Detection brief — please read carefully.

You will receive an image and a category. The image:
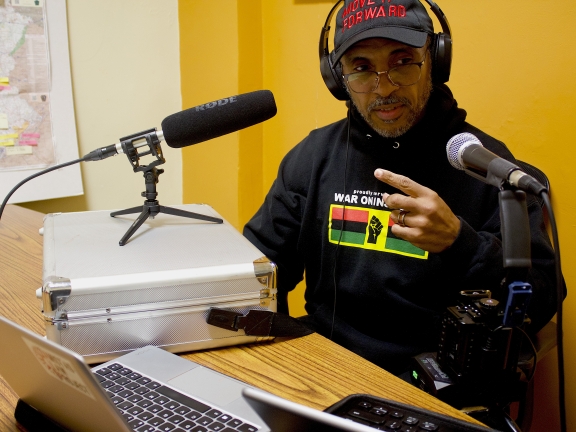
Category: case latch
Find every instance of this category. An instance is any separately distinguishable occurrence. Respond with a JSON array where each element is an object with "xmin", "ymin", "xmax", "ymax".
[{"xmin": 42, "ymin": 276, "xmax": 71, "ymax": 313}]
